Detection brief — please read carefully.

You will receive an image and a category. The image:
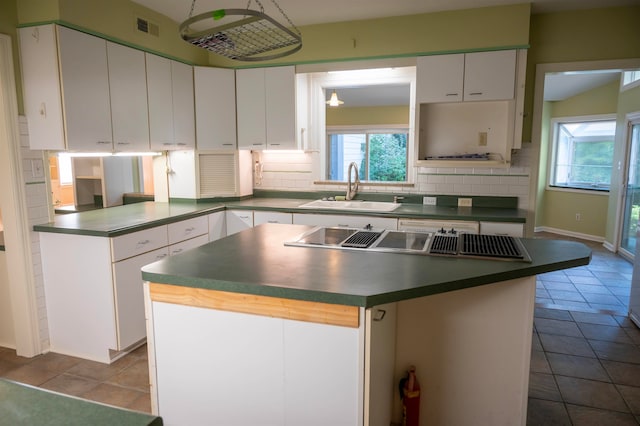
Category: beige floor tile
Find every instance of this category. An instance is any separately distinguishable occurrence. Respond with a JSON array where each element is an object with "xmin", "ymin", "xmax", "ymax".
[
  {"xmin": 106, "ymin": 359, "xmax": 150, "ymax": 392},
  {"xmin": 127, "ymin": 392, "xmax": 153, "ymax": 414},
  {"xmin": 65, "ymin": 355, "xmax": 138, "ymax": 382},
  {"xmin": 3, "ymin": 363, "xmax": 61, "ymax": 386},
  {"xmin": 80, "ymin": 383, "xmax": 147, "ymax": 410},
  {"xmin": 40, "ymin": 373, "xmax": 100, "ymax": 397},
  {"xmin": 29, "ymin": 352, "xmax": 82, "ymax": 373}
]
